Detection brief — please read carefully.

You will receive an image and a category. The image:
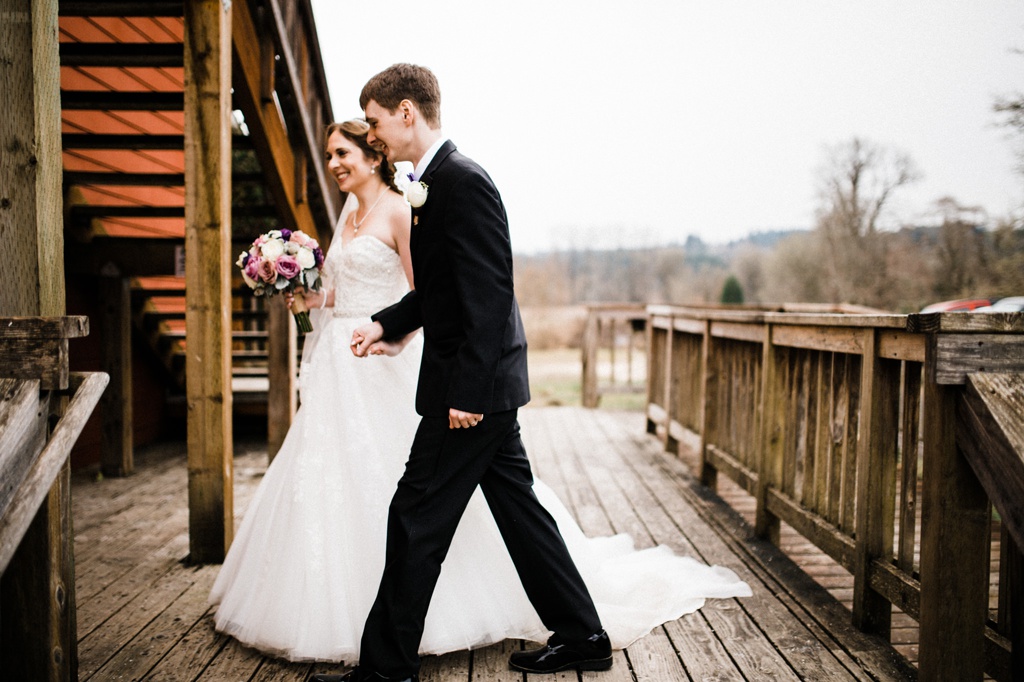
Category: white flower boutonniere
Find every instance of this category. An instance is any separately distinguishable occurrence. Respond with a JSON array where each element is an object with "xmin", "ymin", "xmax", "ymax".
[{"xmin": 405, "ymin": 179, "xmax": 429, "ymax": 208}]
